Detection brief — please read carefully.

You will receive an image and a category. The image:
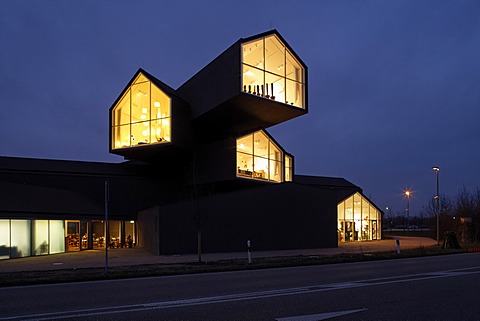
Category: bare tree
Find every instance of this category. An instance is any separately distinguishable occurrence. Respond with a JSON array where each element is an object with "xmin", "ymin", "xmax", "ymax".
[
  {"xmin": 183, "ymin": 152, "xmax": 212, "ymax": 263},
  {"xmin": 472, "ymin": 188, "xmax": 480, "ymax": 243},
  {"xmin": 423, "ymin": 186, "xmax": 480, "ymax": 244},
  {"xmin": 423, "ymin": 194, "xmax": 455, "ymax": 240}
]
